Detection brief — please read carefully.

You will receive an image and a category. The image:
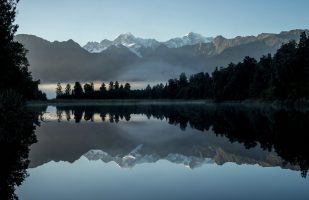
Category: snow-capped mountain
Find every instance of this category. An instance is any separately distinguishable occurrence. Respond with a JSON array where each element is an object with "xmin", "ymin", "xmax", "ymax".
[
  {"xmin": 83, "ymin": 33, "xmax": 160, "ymax": 57},
  {"xmin": 84, "ymin": 145, "xmax": 213, "ymax": 169},
  {"xmin": 82, "ymin": 143, "xmax": 286, "ymax": 169},
  {"xmin": 83, "ymin": 32, "xmax": 213, "ymax": 56},
  {"xmin": 83, "ymin": 39, "xmax": 113, "ymax": 53},
  {"xmin": 114, "ymin": 33, "xmax": 160, "ymax": 49},
  {"xmin": 164, "ymin": 32, "xmax": 213, "ymax": 48}
]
